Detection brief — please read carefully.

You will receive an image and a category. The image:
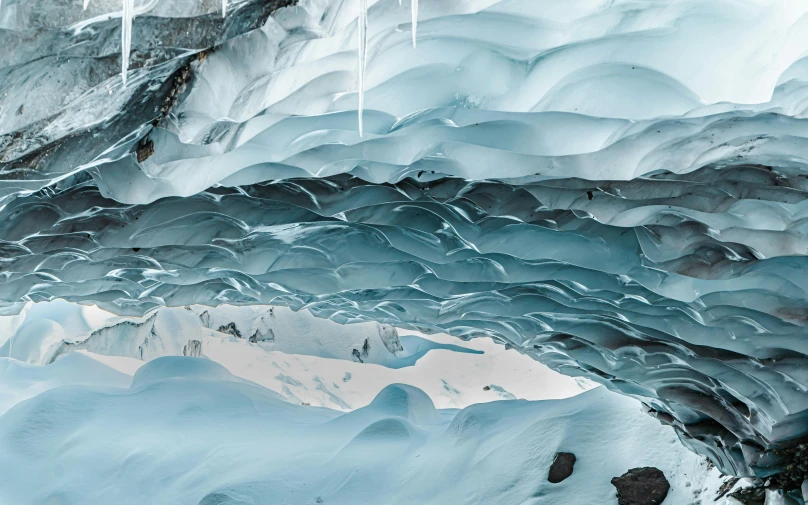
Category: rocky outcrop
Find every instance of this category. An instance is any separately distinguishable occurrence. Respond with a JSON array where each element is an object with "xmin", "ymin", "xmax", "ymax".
[
  {"xmin": 611, "ymin": 468, "xmax": 670, "ymax": 505},
  {"xmin": 48, "ymin": 314, "xmax": 157, "ymax": 363},
  {"xmin": 183, "ymin": 340, "xmax": 203, "ymax": 357},
  {"xmin": 547, "ymin": 452, "xmax": 576, "ymax": 484},
  {"xmin": 217, "ymin": 323, "xmax": 242, "ymax": 339},
  {"xmin": 249, "ymin": 327, "xmax": 275, "ymax": 343},
  {"xmin": 728, "ymin": 486, "xmax": 765, "ymax": 505}
]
